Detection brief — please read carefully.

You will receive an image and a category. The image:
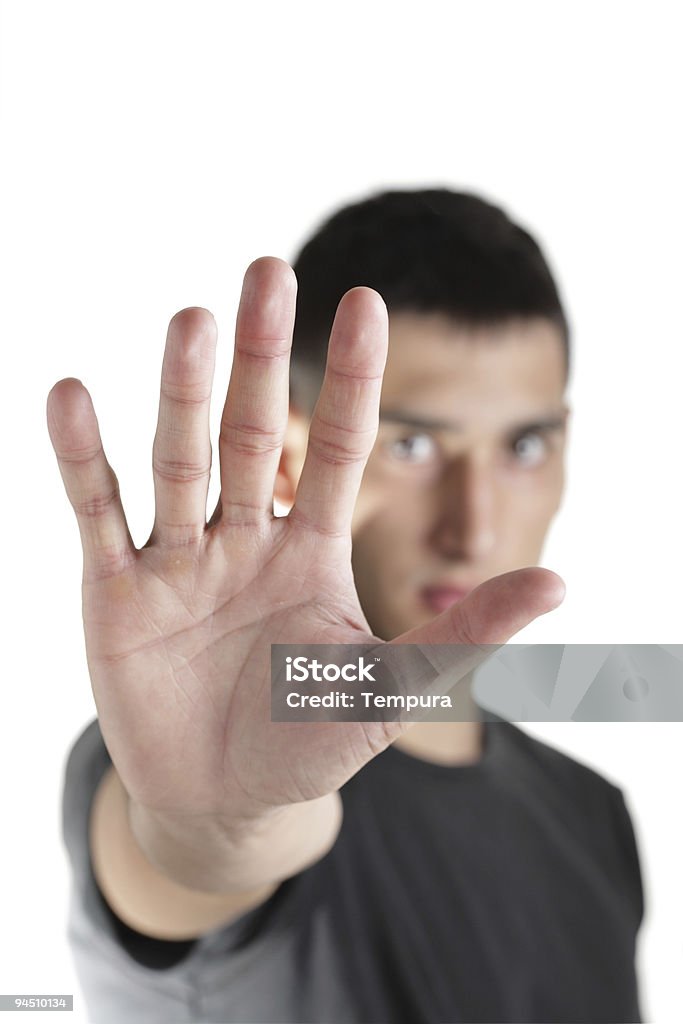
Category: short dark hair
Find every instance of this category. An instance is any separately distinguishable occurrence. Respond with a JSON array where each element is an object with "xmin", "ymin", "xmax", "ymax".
[{"xmin": 290, "ymin": 187, "xmax": 570, "ymax": 411}]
